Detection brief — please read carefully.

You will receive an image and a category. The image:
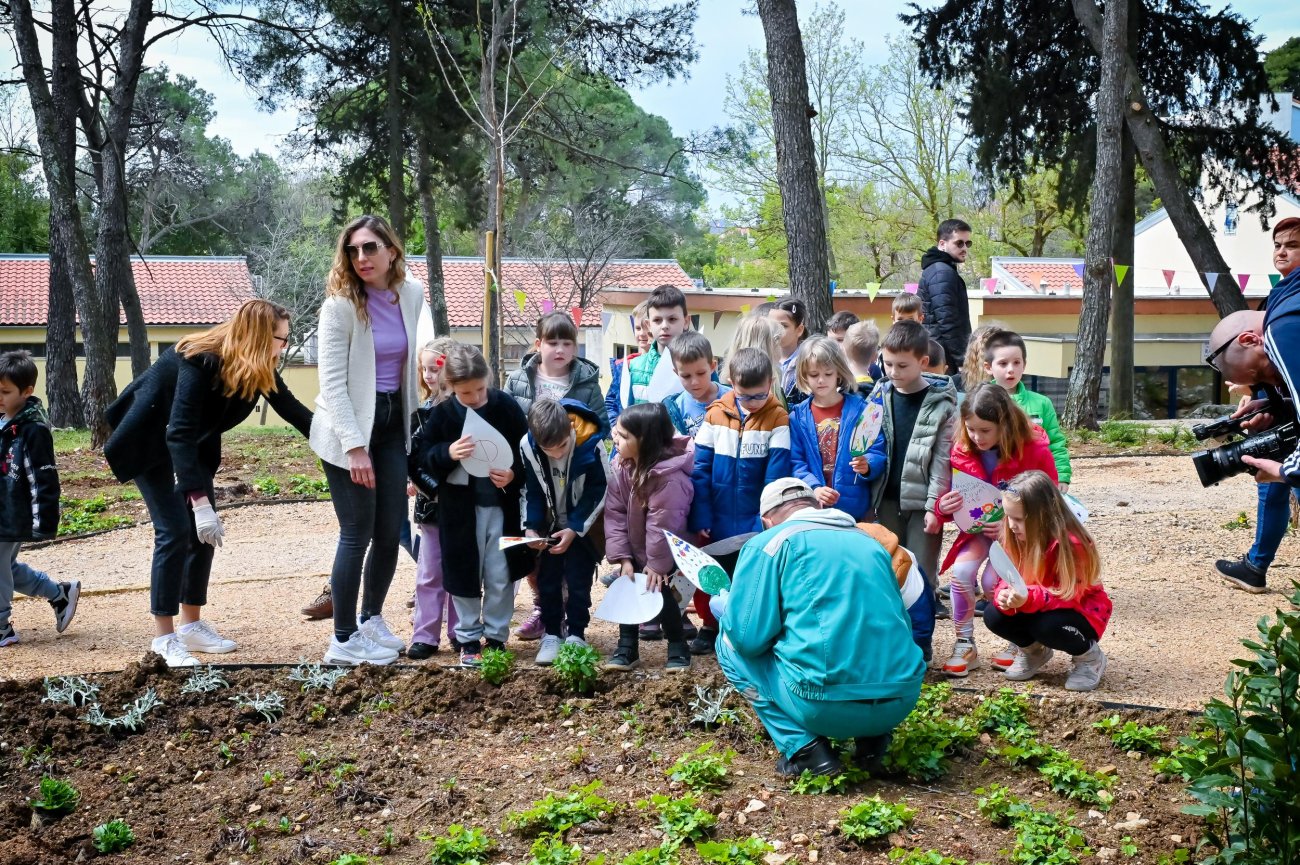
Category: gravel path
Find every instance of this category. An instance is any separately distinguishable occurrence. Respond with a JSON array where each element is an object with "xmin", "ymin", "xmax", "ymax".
[{"xmin": 4, "ymin": 455, "xmax": 1296, "ymax": 708}]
